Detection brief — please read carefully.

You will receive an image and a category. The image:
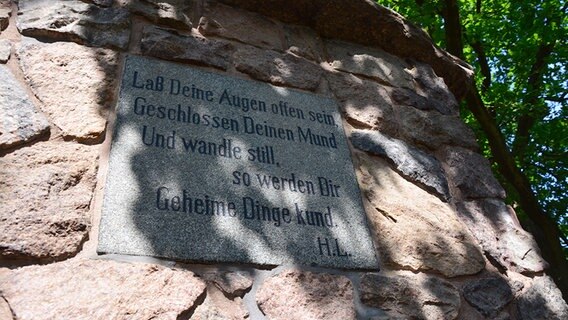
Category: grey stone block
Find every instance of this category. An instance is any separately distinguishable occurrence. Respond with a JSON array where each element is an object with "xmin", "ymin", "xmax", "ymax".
[
  {"xmin": 98, "ymin": 55, "xmax": 378, "ymax": 270},
  {"xmin": 0, "ymin": 64, "xmax": 49, "ymax": 149},
  {"xmin": 350, "ymin": 129, "xmax": 450, "ymax": 201},
  {"xmin": 463, "ymin": 277, "xmax": 513, "ymax": 317}
]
